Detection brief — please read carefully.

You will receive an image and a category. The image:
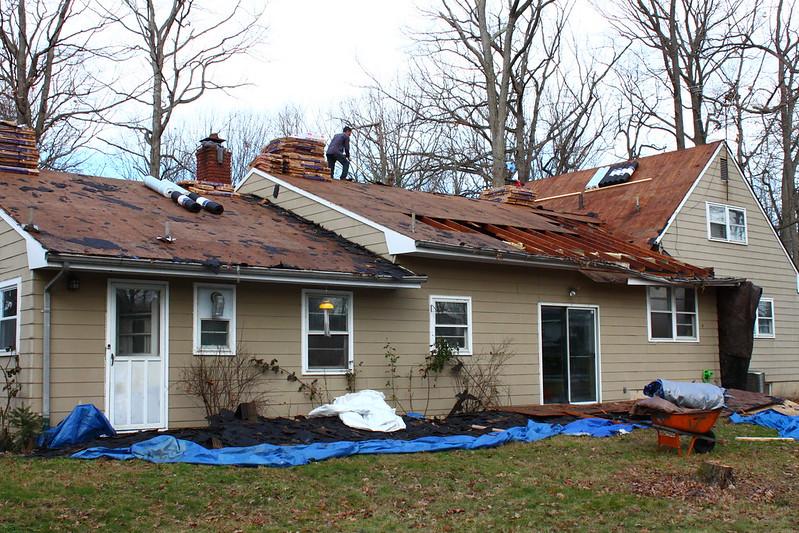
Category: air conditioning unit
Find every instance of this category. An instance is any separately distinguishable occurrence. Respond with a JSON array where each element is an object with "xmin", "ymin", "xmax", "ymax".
[{"xmin": 747, "ymin": 371, "xmax": 766, "ymax": 393}]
